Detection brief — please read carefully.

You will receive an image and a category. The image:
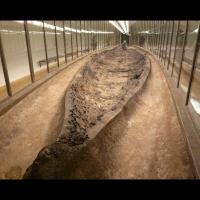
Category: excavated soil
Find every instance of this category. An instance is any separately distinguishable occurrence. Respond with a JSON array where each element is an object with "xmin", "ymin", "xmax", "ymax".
[{"xmin": 23, "ymin": 46, "xmax": 149, "ymax": 179}]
